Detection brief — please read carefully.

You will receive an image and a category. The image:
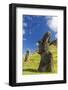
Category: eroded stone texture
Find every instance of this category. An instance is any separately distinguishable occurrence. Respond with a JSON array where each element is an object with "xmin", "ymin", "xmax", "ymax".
[{"xmin": 38, "ymin": 32, "xmax": 53, "ymax": 72}]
